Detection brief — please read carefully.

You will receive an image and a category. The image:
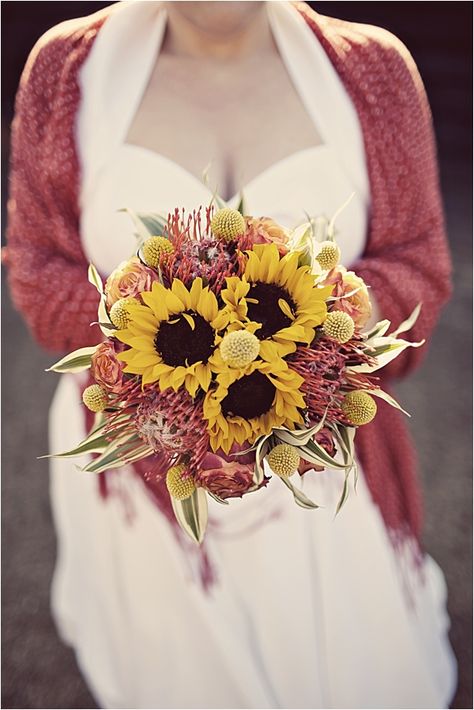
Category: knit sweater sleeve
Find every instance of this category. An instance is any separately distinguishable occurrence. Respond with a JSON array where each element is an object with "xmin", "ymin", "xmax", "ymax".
[
  {"xmin": 4, "ymin": 21, "xmax": 104, "ymax": 354},
  {"xmin": 349, "ymin": 31, "xmax": 453, "ymax": 380}
]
